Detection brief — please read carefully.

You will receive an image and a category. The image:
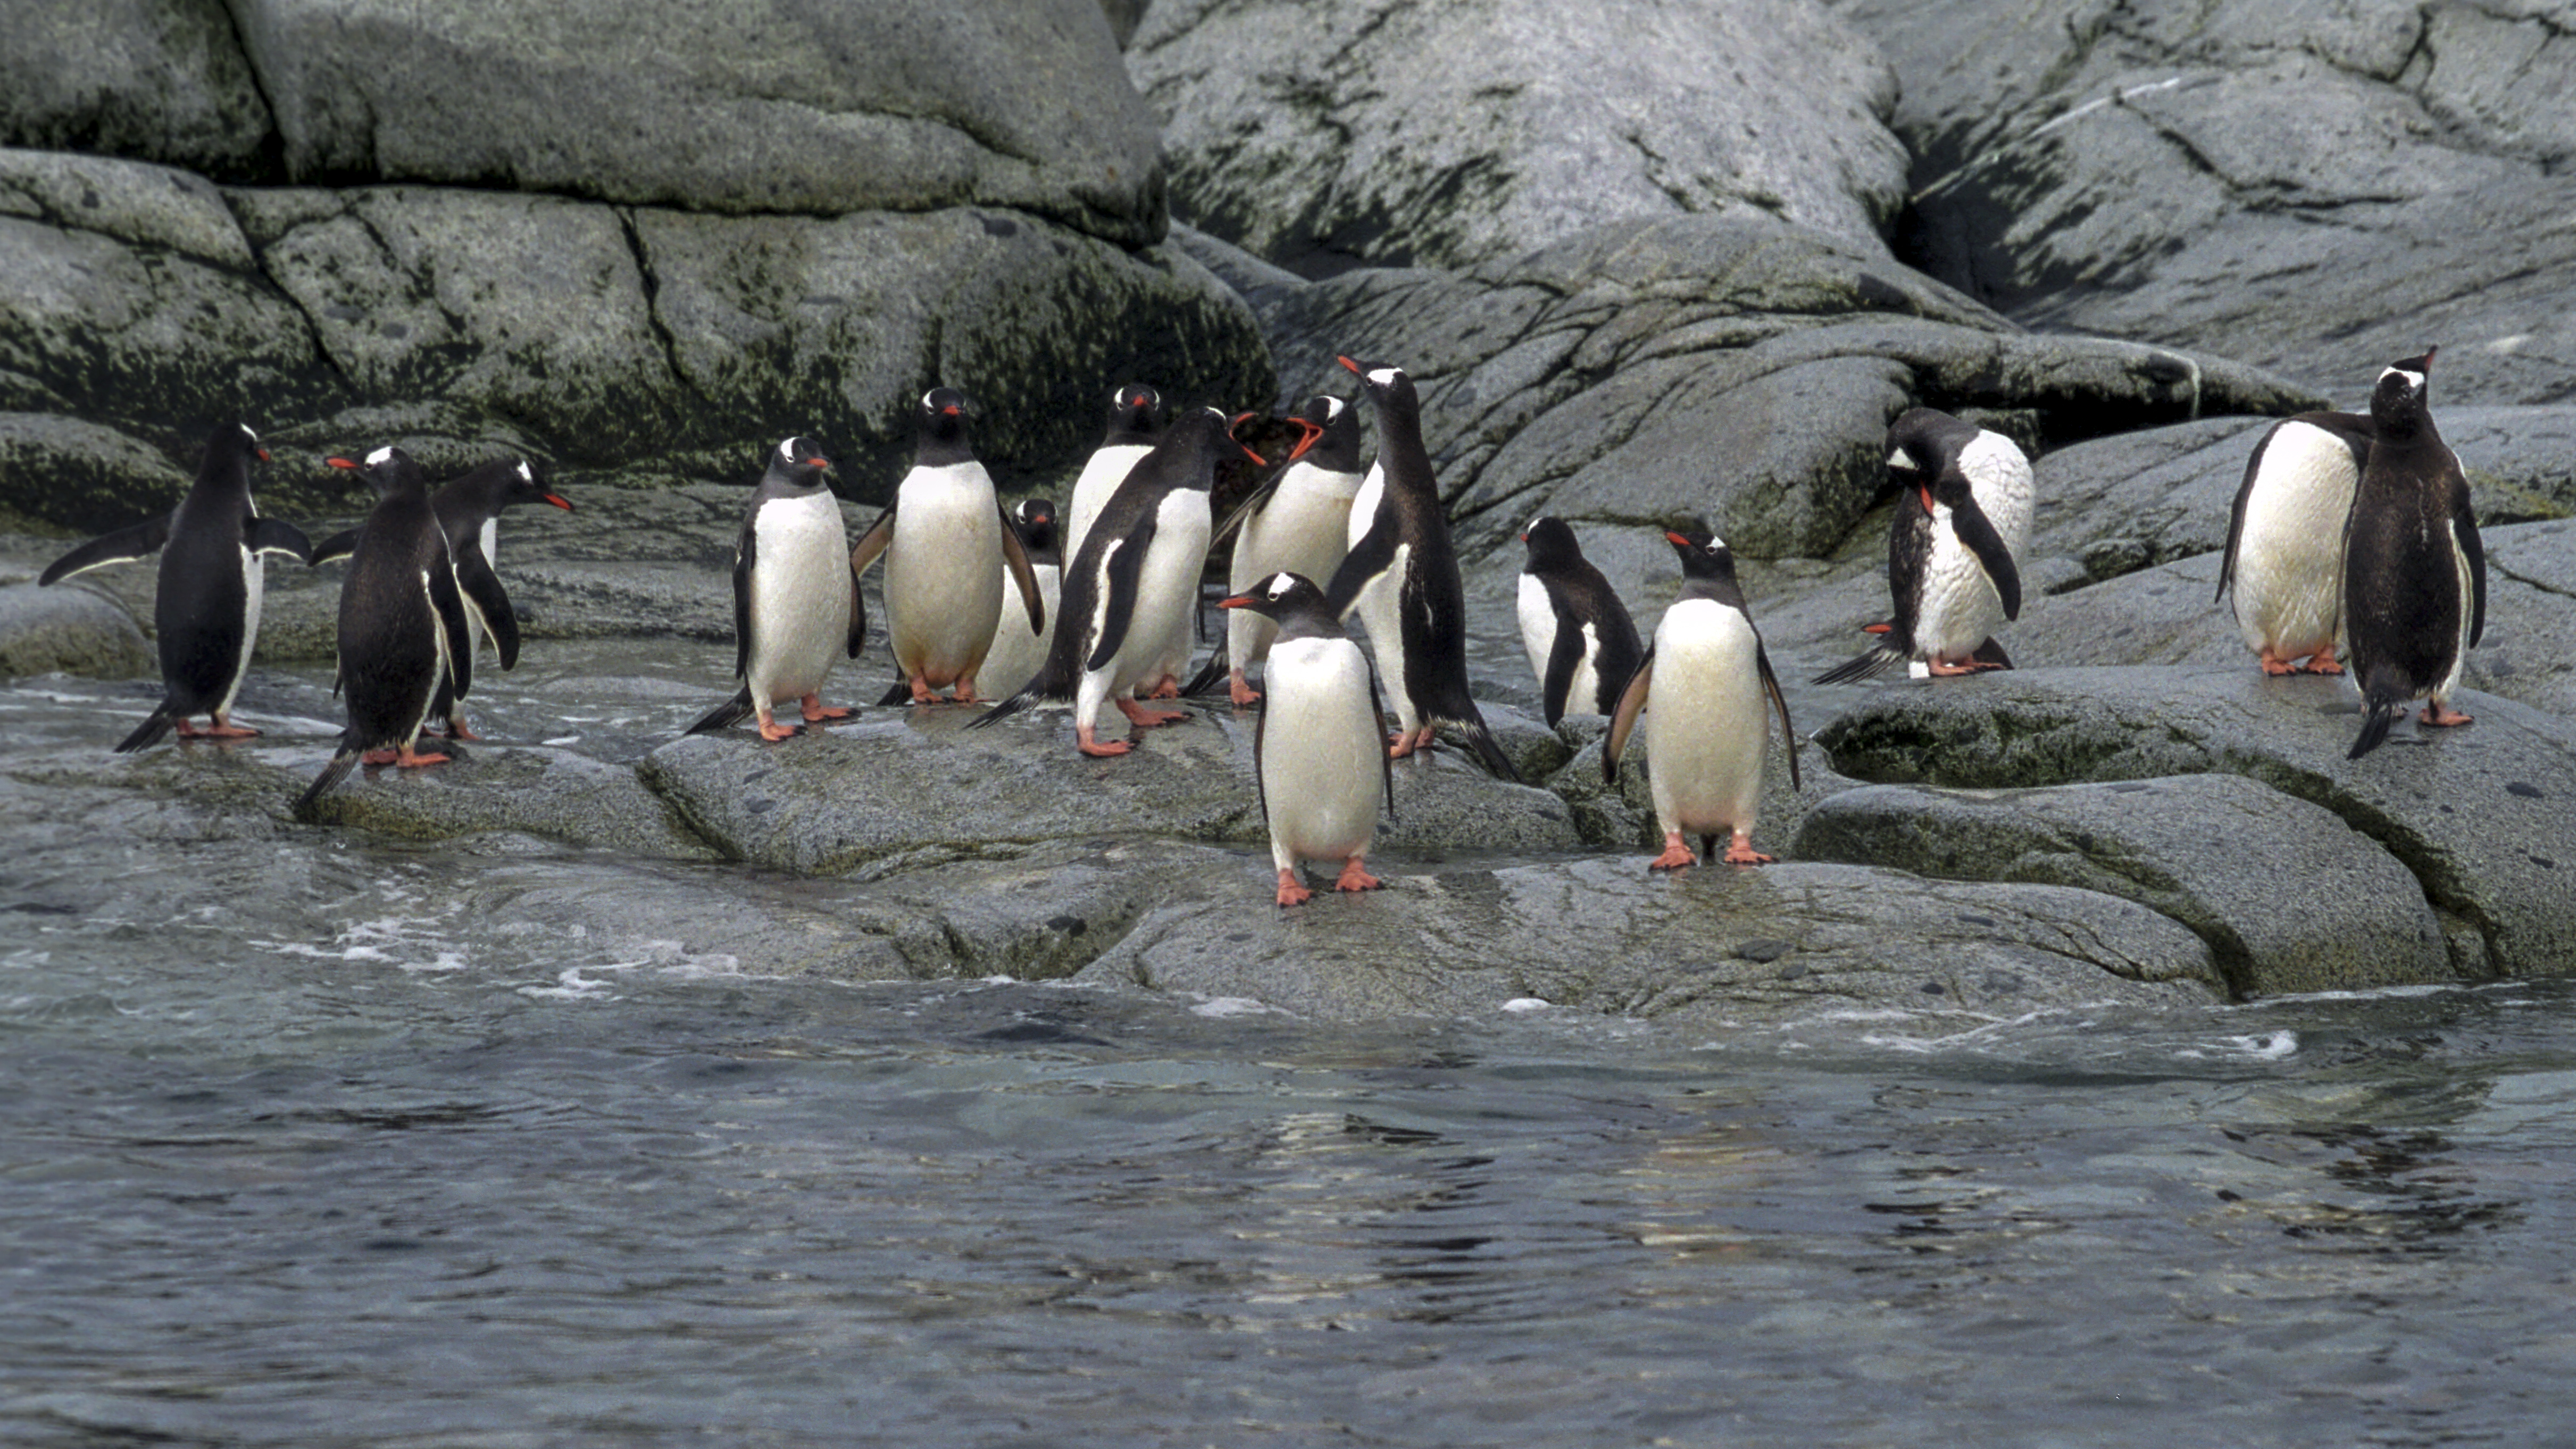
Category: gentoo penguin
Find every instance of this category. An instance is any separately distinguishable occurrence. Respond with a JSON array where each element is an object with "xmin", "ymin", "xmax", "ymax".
[
  {"xmin": 2344, "ymin": 347, "xmax": 2486, "ymax": 760},
  {"xmin": 1319, "ymin": 356, "xmax": 1521, "ymax": 781},
  {"xmin": 295, "ymin": 447, "xmax": 474, "ymax": 816},
  {"xmin": 1516, "ymin": 515, "xmax": 1645, "ymax": 726},
  {"xmin": 683, "ymin": 437, "xmax": 866, "ymax": 741},
  {"xmin": 39, "ymin": 421, "xmax": 311, "ymax": 751},
  {"xmin": 1605, "ymin": 531, "xmax": 1802, "ymax": 869},
  {"xmin": 1814, "ymin": 409, "xmax": 2026, "ymax": 684},
  {"xmin": 312, "ymin": 457, "xmax": 575, "ymax": 737},
  {"xmin": 974, "ymin": 497, "xmax": 1061, "ymax": 699},
  {"xmin": 1220, "ymin": 571, "xmax": 1395, "ymax": 906},
  {"xmin": 972, "ymin": 406, "xmax": 1252, "ymax": 756},
  {"xmin": 1060, "ymin": 384, "xmax": 1164, "ymax": 570},
  {"xmin": 1202, "ymin": 393, "xmax": 1366, "ymax": 707},
  {"xmin": 848, "ymin": 388, "xmax": 1045, "ymax": 705},
  {"xmin": 2217, "ymin": 411, "xmax": 2374, "ymax": 674}
]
